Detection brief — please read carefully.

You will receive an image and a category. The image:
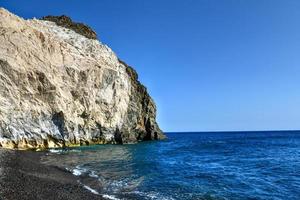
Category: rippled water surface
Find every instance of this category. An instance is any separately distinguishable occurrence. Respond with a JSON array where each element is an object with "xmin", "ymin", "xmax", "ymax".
[{"xmin": 42, "ymin": 131, "xmax": 300, "ymax": 200}]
